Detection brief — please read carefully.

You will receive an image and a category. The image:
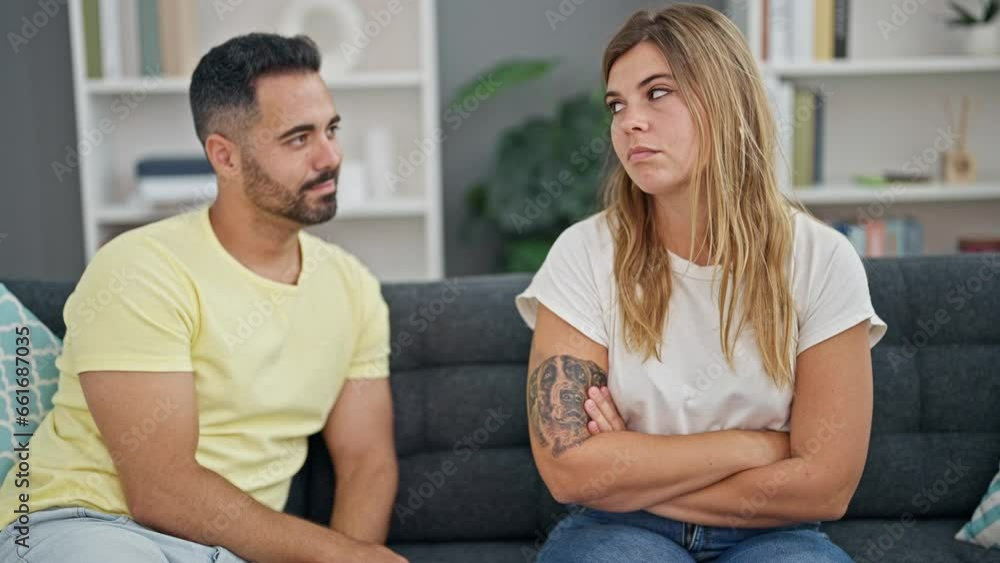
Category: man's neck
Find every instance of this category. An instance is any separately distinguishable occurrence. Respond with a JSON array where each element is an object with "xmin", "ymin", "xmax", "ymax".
[{"xmin": 208, "ymin": 201, "xmax": 303, "ymax": 285}]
